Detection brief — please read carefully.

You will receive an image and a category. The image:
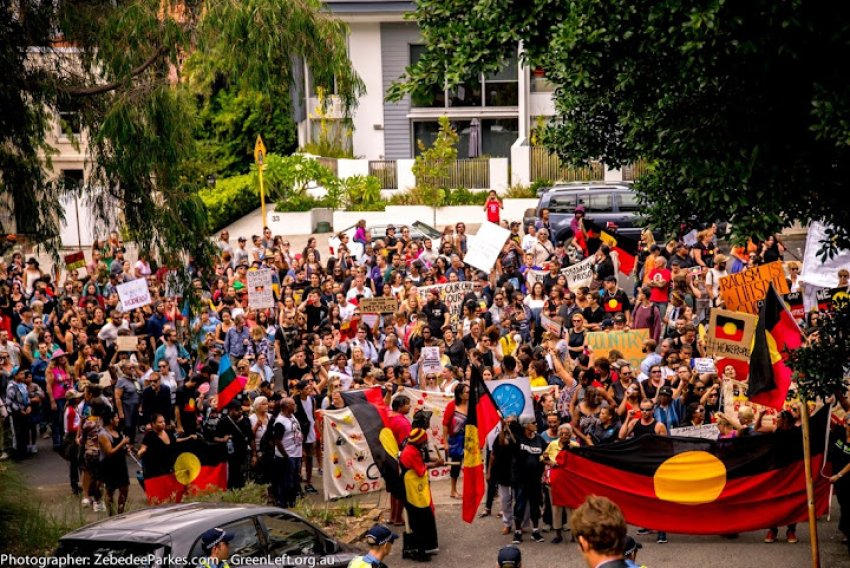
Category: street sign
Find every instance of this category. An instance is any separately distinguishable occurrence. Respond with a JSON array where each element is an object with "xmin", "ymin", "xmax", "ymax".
[{"xmin": 254, "ymin": 135, "xmax": 266, "ymax": 166}]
